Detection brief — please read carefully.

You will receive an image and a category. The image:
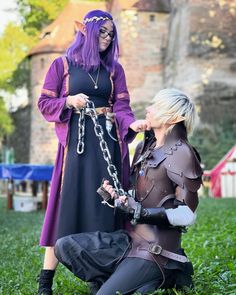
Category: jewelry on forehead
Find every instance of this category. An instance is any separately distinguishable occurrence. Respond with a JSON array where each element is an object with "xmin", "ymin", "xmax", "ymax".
[{"xmin": 83, "ymin": 16, "xmax": 112, "ymax": 24}]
